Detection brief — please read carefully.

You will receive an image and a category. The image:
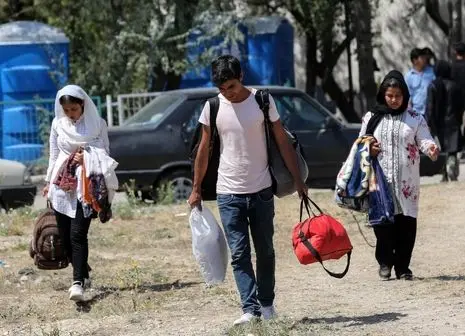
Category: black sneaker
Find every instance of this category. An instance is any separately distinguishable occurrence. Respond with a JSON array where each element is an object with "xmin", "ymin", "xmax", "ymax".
[{"xmin": 379, "ymin": 265, "xmax": 392, "ymax": 280}]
